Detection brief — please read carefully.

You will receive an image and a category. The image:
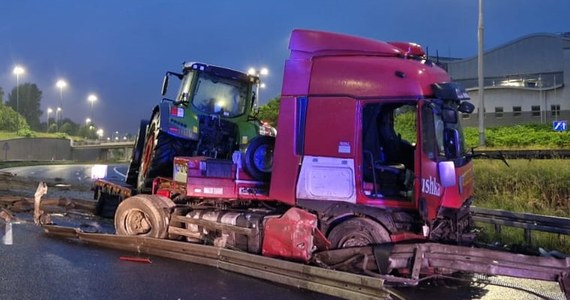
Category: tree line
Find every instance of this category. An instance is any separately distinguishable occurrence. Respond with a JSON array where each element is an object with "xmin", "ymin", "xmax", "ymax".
[{"xmin": 0, "ymin": 84, "xmax": 98, "ymax": 139}]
